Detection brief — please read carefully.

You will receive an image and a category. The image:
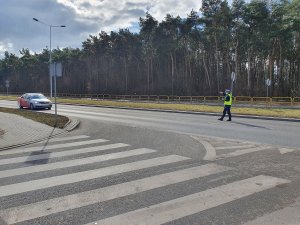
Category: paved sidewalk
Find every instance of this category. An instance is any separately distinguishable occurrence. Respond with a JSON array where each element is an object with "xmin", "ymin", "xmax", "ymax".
[{"xmin": 0, "ymin": 112, "xmax": 79, "ymax": 150}]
